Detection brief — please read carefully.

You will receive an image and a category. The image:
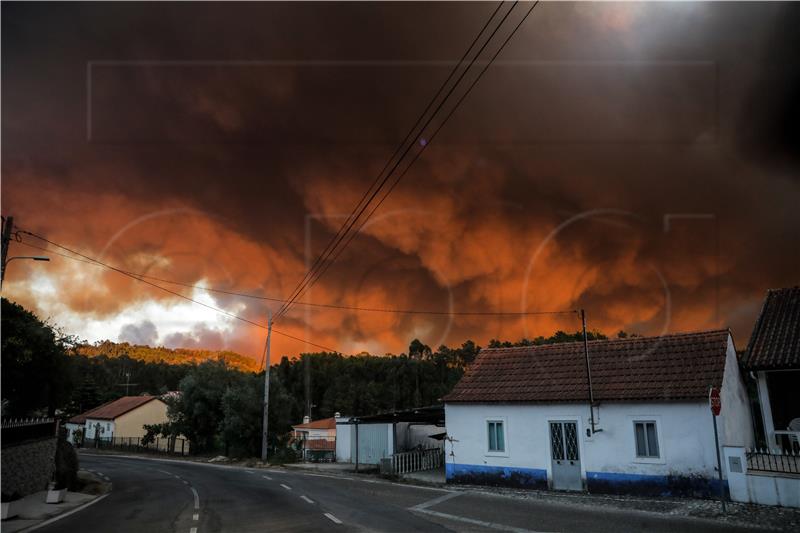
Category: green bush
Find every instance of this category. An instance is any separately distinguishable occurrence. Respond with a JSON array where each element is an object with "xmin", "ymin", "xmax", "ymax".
[{"xmin": 54, "ymin": 438, "xmax": 79, "ymax": 490}]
